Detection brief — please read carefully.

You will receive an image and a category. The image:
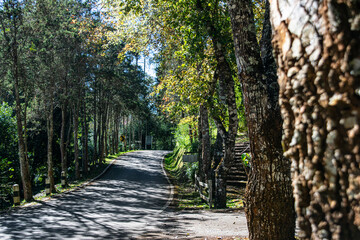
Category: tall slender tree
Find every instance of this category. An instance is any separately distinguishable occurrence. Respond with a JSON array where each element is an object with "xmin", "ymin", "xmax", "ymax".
[{"xmin": 0, "ymin": 0, "xmax": 33, "ymax": 201}]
